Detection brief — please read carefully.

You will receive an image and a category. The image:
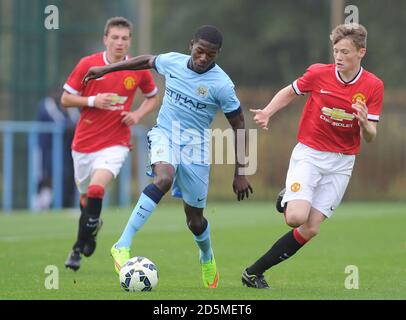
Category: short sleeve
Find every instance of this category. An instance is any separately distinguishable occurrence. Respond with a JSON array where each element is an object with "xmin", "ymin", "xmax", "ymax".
[
  {"xmin": 292, "ymin": 64, "xmax": 320, "ymax": 95},
  {"xmin": 139, "ymin": 70, "xmax": 158, "ymax": 97},
  {"xmin": 218, "ymin": 82, "xmax": 240, "ymax": 114},
  {"xmin": 63, "ymin": 58, "xmax": 90, "ymax": 95},
  {"xmin": 154, "ymin": 52, "xmax": 178, "ymax": 76},
  {"xmin": 367, "ymin": 80, "xmax": 384, "ymax": 122}
]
